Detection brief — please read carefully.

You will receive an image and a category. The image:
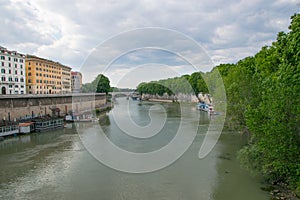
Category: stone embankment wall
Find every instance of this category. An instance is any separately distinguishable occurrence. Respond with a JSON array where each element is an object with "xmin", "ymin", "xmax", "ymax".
[
  {"xmin": 142, "ymin": 93, "xmax": 200, "ymax": 103},
  {"xmin": 0, "ymin": 93, "xmax": 106, "ymax": 121}
]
